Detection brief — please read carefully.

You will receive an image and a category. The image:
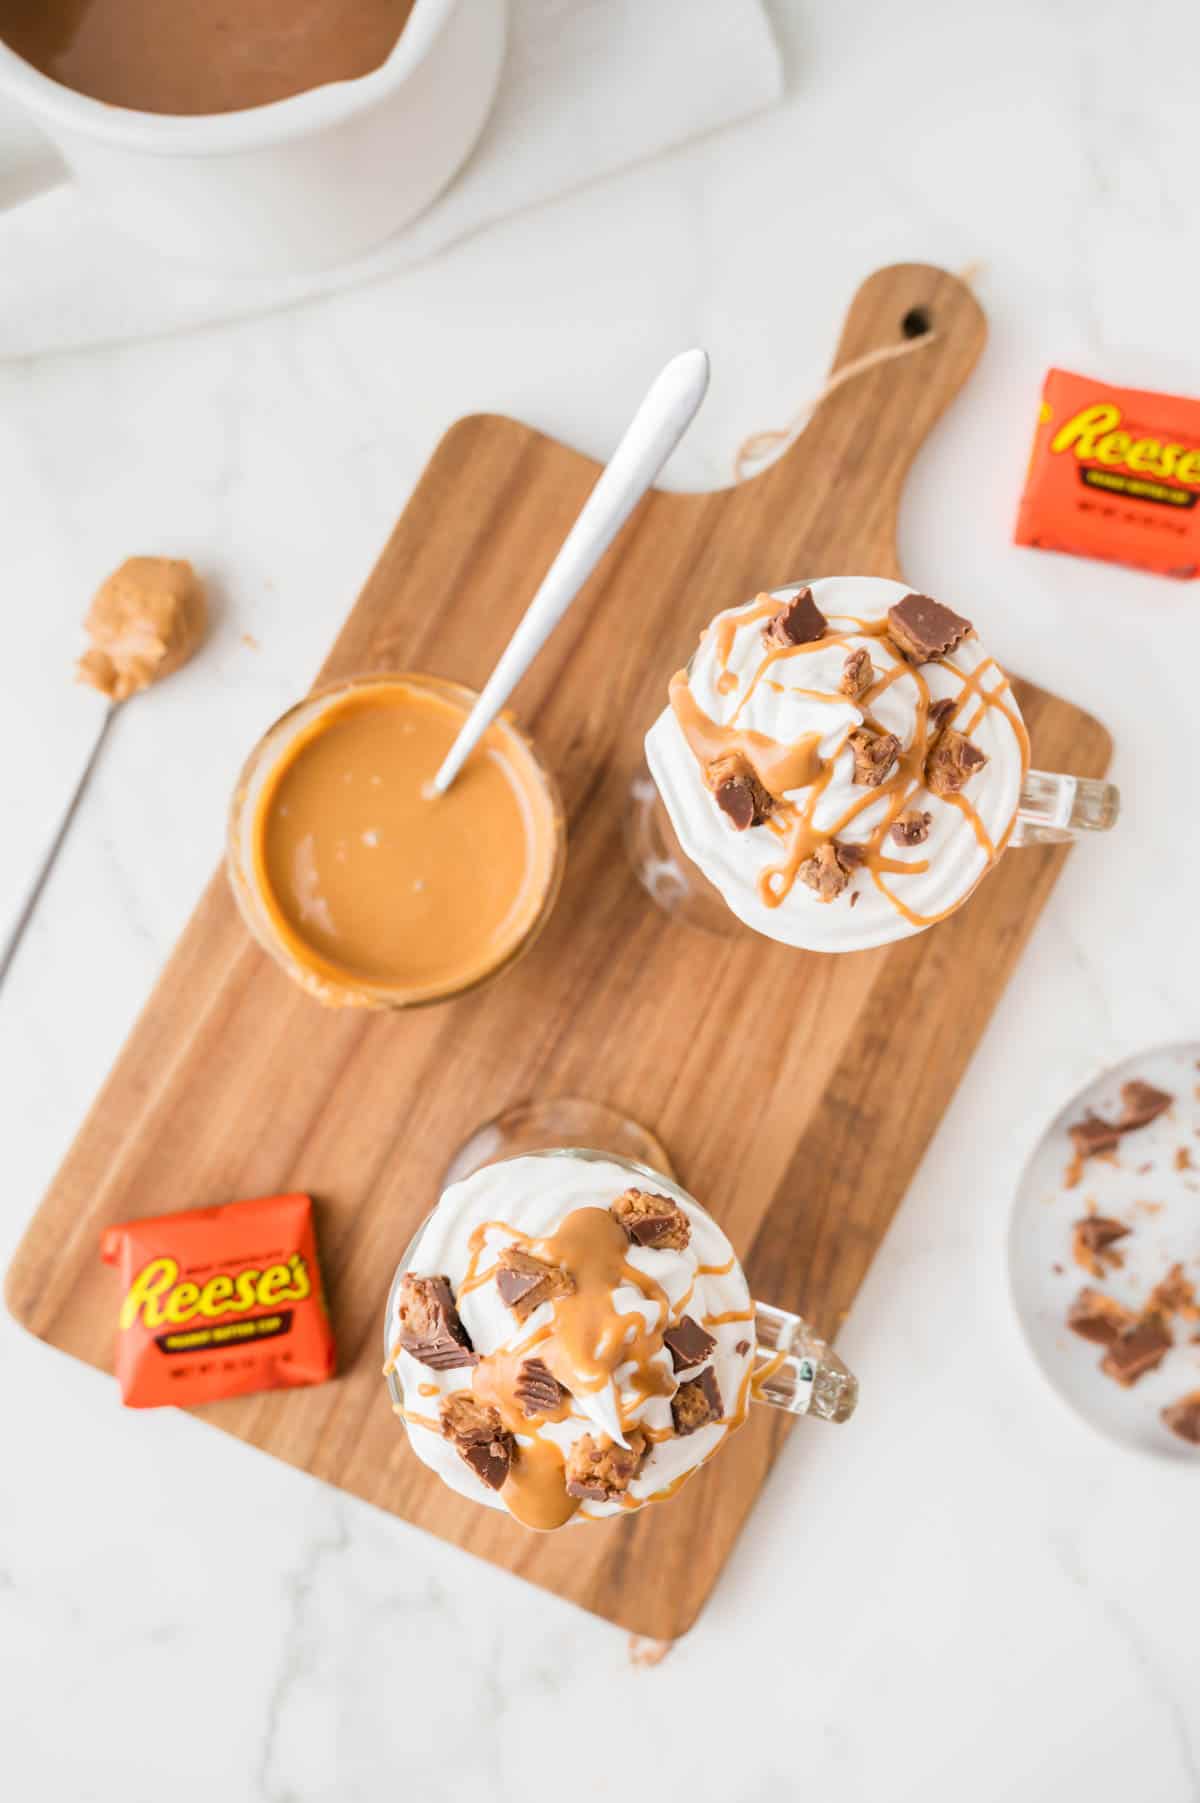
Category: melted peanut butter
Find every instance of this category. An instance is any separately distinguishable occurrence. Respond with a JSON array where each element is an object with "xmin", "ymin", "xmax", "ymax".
[
  {"xmin": 450, "ymin": 1206, "xmax": 739, "ymax": 1532},
  {"xmin": 250, "ymin": 681, "xmax": 560, "ymax": 1003},
  {"xmin": 670, "ymin": 671, "xmax": 823, "ymax": 795},
  {"xmin": 0, "ymin": 0, "xmax": 416, "ymax": 115},
  {"xmin": 677, "ymin": 601, "xmax": 1031, "ymax": 924}
]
